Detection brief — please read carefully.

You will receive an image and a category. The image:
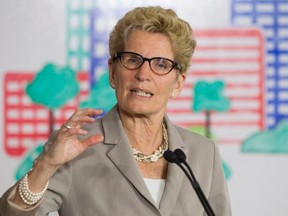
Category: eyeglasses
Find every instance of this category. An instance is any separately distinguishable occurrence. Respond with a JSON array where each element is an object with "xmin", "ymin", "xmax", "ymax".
[{"xmin": 114, "ymin": 51, "xmax": 181, "ymax": 75}]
